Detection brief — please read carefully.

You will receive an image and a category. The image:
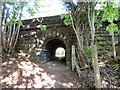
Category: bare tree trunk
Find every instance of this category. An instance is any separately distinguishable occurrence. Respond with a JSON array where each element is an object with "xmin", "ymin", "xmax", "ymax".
[
  {"xmin": 7, "ymin": 26, "xmax": 12, "ymax": 50},
  {"xmin": 74, "ymin": 57, "xmax": 81, "ymax": 78},
  {"xmin": 12, "ymin": 25, "xmax": 20, "ymax": 51},
  {"xmin": 70, "ymin": 3, "xmax": 86, "ymax": 68},
  {"xmin": 71, "ymin": 20, "xmax": 85, "ymax": 67},
  {"xmin": 72, "ymin": 45, "xmax": 81, "ymax": 77},
  {"xmin": 72, "ymin": 45, "xmax": 75, "ymax": 70},
  {"xmin": 2, "ymin": 3, "xmax": 23, "ymax": 54},
  {"xmin": 2, "ymin": 8, "xmax": 8, "ymax": 52},
  {"xmin": 10, "ymin": 8, "xmax": 23, "ymax": 53},
  {"xmin": 0, "ymin": 5, "xmax": 3, "ymax": 86},
  {"xmin": 112, "ymin": 33, "xmax": 116, "ymax": 60},
  {"xmin": 118, "ymin": 20, "xmax": 120, "ymax": 56},
  {"xmin": 88, "ymin": 2, "xmax": 101, "ymax": 88},
  {"xmin": 91, "ymin": 45, "xmax": 101, "ymax": 88},
  {"xmin": 8, "ymin": 22, "xmax": 16, "ymax": 53},
  {"xmin": 118, "ymin": 33, "xmax": 120, "ymax": 56}
]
